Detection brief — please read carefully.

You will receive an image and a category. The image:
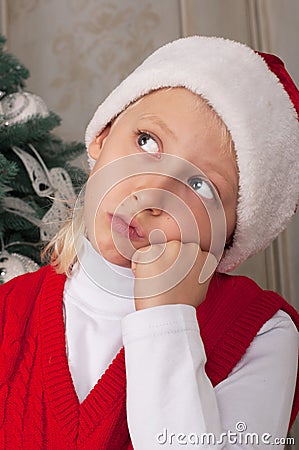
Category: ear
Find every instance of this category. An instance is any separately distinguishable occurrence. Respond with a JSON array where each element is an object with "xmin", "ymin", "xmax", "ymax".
[{"xmin": 87, "ymin": 125, "xmax": 111, "ymax": 160}]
